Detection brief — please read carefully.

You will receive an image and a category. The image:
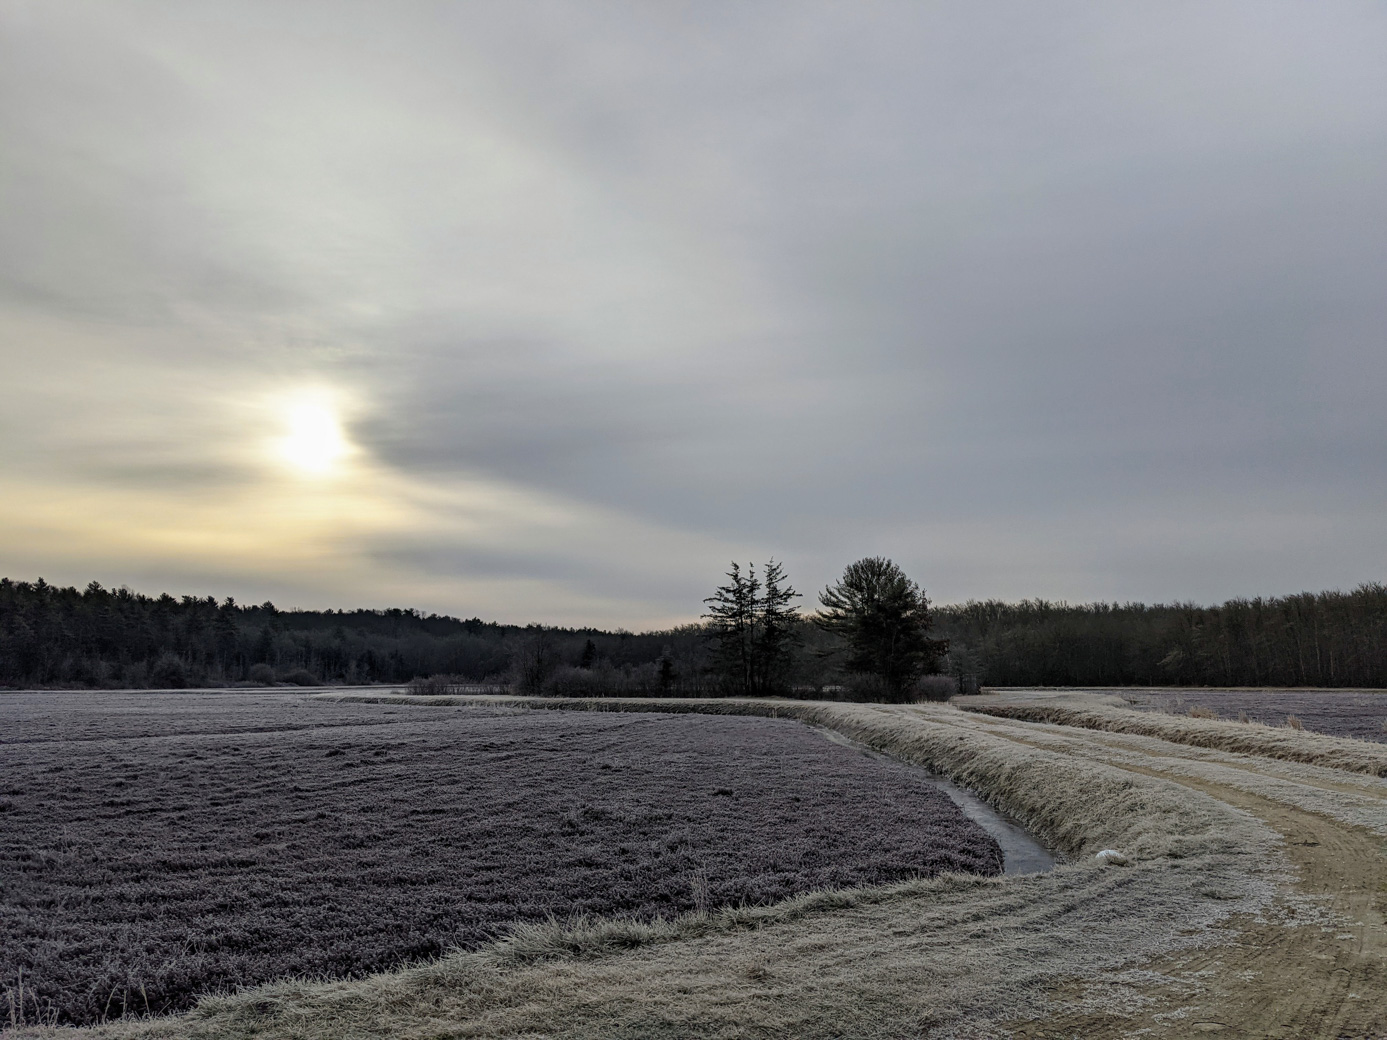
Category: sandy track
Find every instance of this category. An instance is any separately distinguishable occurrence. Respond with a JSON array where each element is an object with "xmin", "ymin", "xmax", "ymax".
[
  {"xmin": 1005, "ymin": 740, "xmax": 1387, "ymax": 1037},
  {"xmin": 952, "ymin": 692, "xmax": 1387, "ymax": 1038}
]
